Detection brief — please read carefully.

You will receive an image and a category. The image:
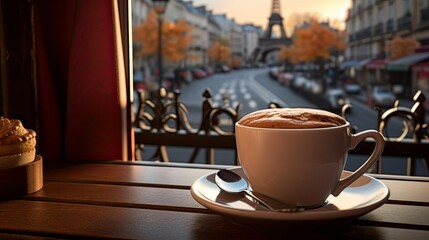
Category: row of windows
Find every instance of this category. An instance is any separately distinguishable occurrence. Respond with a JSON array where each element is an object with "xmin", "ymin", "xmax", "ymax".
[
  {"xmin": 348, "ymin": 0, "xmax": 411, "ymax": 31},
  {"xmin": 348, "ymin": 42, "xmax": 381, "ymax": 60}
]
